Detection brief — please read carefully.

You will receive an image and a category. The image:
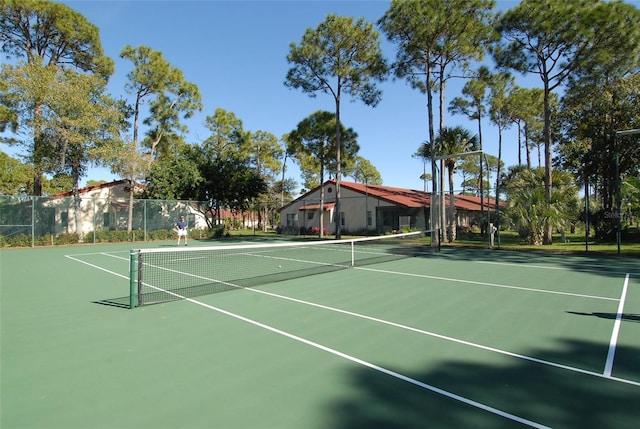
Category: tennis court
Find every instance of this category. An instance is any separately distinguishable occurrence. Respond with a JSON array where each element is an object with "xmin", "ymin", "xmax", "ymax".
[{"xmin": 1, "ymin": 236, "xmax": 639, "ymax": 429}]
